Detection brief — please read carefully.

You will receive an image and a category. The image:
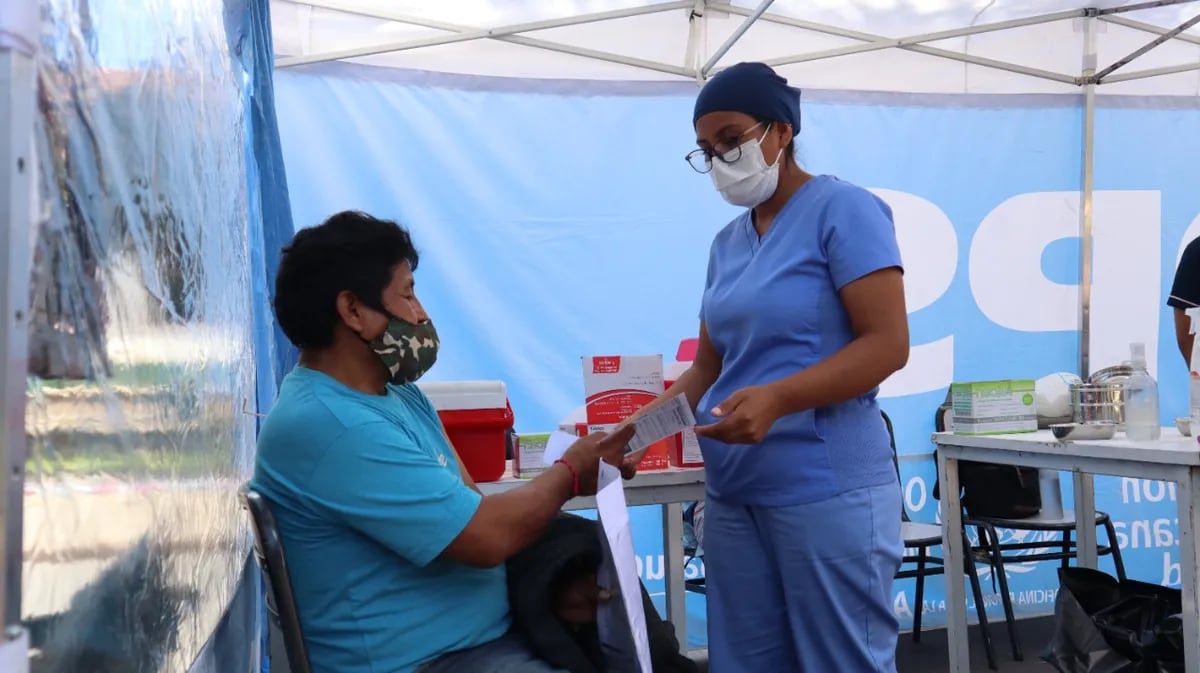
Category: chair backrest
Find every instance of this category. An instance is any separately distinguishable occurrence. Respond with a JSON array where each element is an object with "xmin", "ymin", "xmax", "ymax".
[
  {"xmin": 239, "ymin": 484, "xmax": 313, "ymax": 673},
  {"xmin": 880, "ymin": 410, "xmax": 912, "ymax": 523}
]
